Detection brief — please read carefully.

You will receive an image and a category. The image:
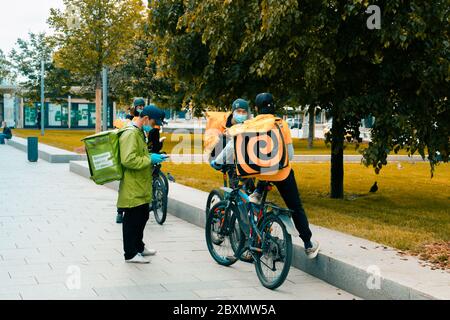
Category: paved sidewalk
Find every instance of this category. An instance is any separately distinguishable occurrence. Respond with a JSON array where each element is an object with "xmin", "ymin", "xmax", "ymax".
[{"xmin": 0, "ymin": 145, "xmax": 357, "ymax": 300}]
